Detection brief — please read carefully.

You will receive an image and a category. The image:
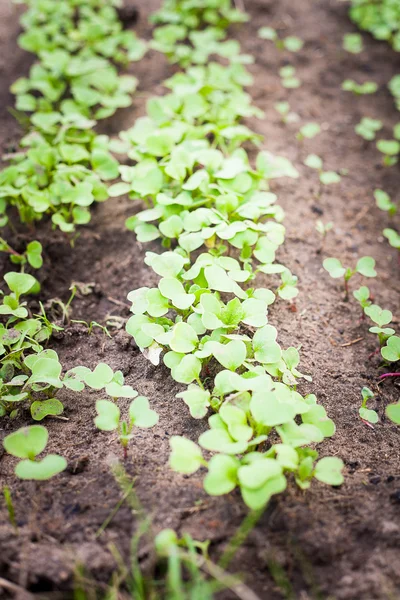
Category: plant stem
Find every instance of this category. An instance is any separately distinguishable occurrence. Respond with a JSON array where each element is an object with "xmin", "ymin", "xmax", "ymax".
[
  {"xmin": 218, "ymin": 508, "xmax": 264, "ymax": 570},
  {"xmin": 379, "ymin": 372, "xmax": 400, "ymax": 379}
]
